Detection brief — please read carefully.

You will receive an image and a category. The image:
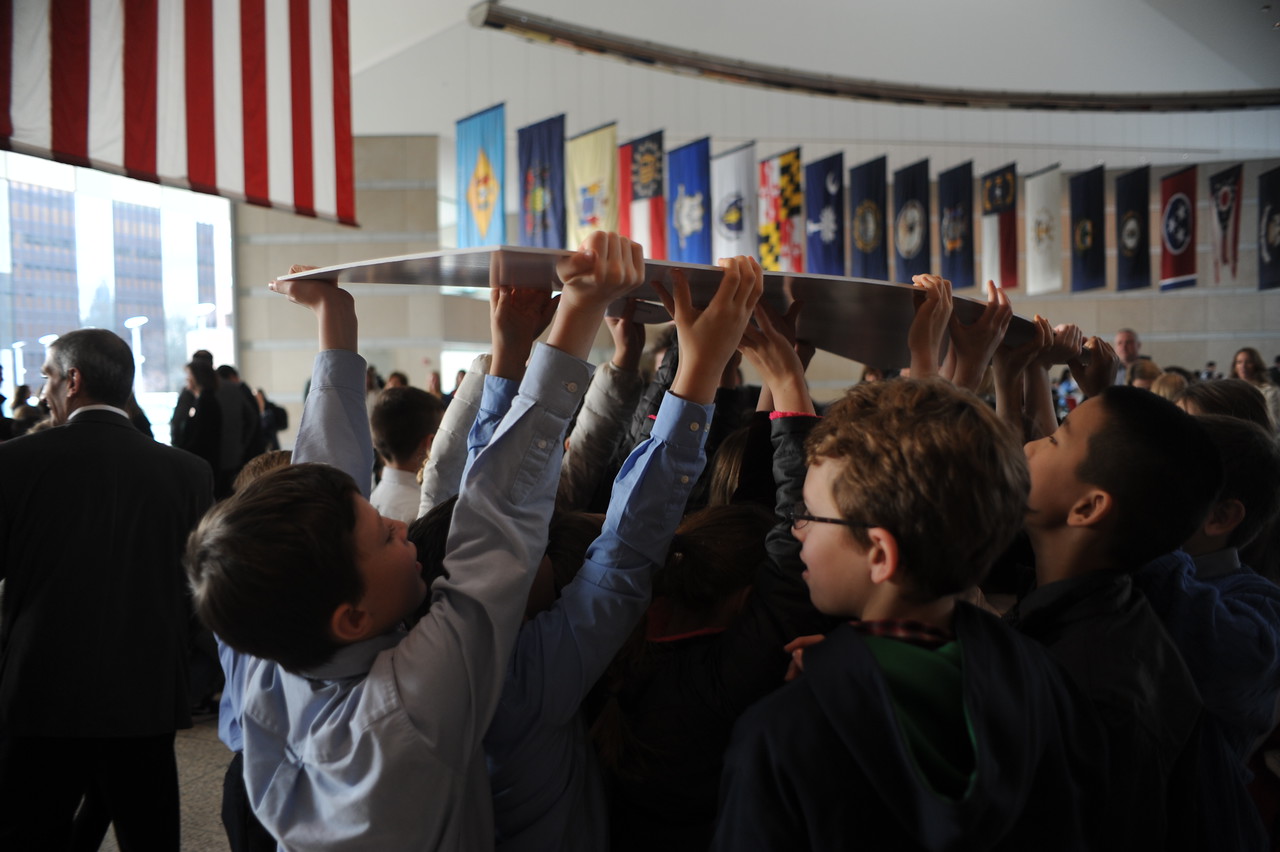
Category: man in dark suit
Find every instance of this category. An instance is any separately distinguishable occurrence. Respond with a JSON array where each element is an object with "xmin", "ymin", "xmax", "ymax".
[{"xmin": 0, "ymin": 329, "xmax": 214, "ymax": 850}]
